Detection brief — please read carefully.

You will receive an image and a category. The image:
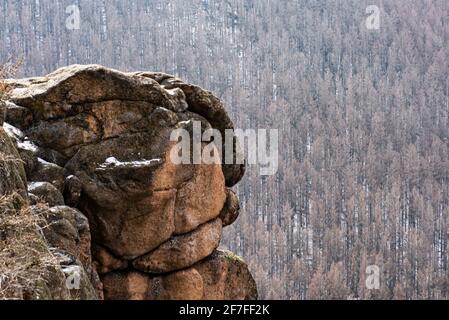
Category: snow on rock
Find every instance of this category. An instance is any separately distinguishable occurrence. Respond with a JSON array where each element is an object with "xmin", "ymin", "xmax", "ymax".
[{"xmin": 99, "ymin": 156, "xmax": 162, "ymax": 169}]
